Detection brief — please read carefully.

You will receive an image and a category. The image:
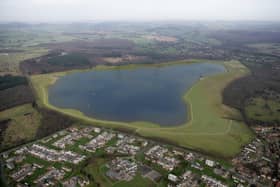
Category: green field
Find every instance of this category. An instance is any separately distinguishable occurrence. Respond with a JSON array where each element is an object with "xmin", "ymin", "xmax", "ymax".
[
  {"xmin": 245, "ymin": 97, "xmax": 280, "ymax": 123},
  {"xmin": 113, "ymin": 174, "xmax": 155, "ymax": 187},
  {"xmin": 0, "ymin": 48, "xmax": 48, "ymax": 75},
  {"xmin": 0, "ymin": 104, "xmax": 41, "ymax": 150},
  {"xmin": 247, "ymin": 43, "xmax": 280, "ymax": 56},
  {"xmin": 30, "ymin": 60, "xmax": 254, "ymax": 158}
]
